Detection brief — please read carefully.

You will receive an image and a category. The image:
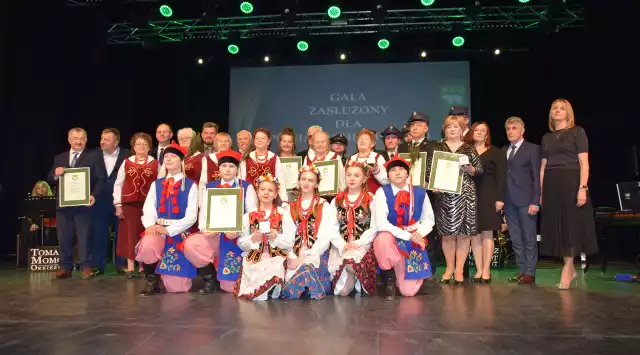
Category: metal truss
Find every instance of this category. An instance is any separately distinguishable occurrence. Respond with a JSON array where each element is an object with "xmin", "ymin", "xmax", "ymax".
[{"xmin": 101, "ymin": 5, "xmax": 585, "ymax": 45}]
